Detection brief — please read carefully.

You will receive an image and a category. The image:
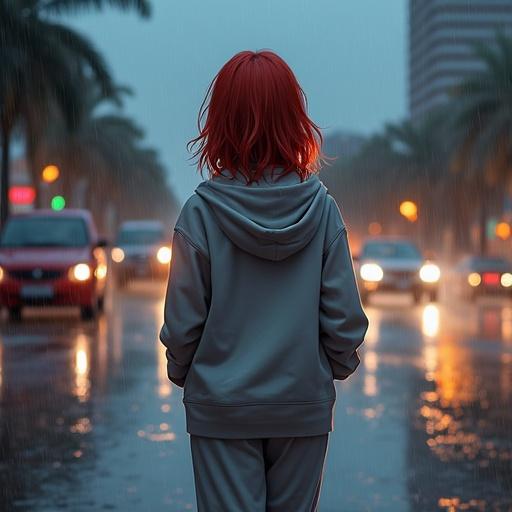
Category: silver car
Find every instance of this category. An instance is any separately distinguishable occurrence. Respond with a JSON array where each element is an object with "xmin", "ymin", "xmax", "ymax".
[
  {"xmin": 355, "ymin": 237, "xmax": 441, "ymax": 304},
  {"xmin": 451, "ymin": 255, "xmax": 512, "ymax": 301},
  {"xmin": 111, "ymin": 220, "xmax": 172, "ymax": 287}
]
